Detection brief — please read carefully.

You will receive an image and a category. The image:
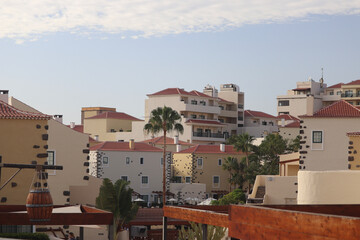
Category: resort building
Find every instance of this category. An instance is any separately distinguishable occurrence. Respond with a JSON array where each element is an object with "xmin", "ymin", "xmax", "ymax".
[
  {"xmin": 0, "ymin": 97, "xmax": 51, "ymax": 205},
  {"xmin": 141, "ymin": 136, "xmax": 194, "ymax": 152},
  {"xmin": 89, "ymin": 140, "xmax": 167, "ymax": 204},
  {"xmin": 83, "ymin": 108, "xmax": 143, "ymax": 142},
  {"xmin": 322, "ymin": 79, "xmax": 360, "ymax": 107},
  {"xmin": 172, "ymin": 144, "xmax": 245, "ymax": 199},
  {"xmin": 242, "ymin": 110, "xmax": 278, "ymax": 137},
  {"xmin": 299, "ymin": 100, "xmax": 360, "ymax": 171},
  {"xmin": 276, "ymin": 78, "xmax": 327, "ymax": 117}
]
